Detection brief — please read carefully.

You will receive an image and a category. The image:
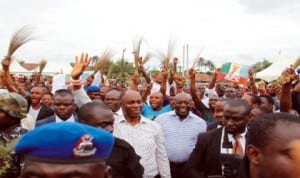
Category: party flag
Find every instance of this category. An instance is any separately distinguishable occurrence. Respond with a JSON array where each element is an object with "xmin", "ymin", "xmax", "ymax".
[{"xmin": 218, "ymin": 62, "xmax": 249, "ymax": 84}]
